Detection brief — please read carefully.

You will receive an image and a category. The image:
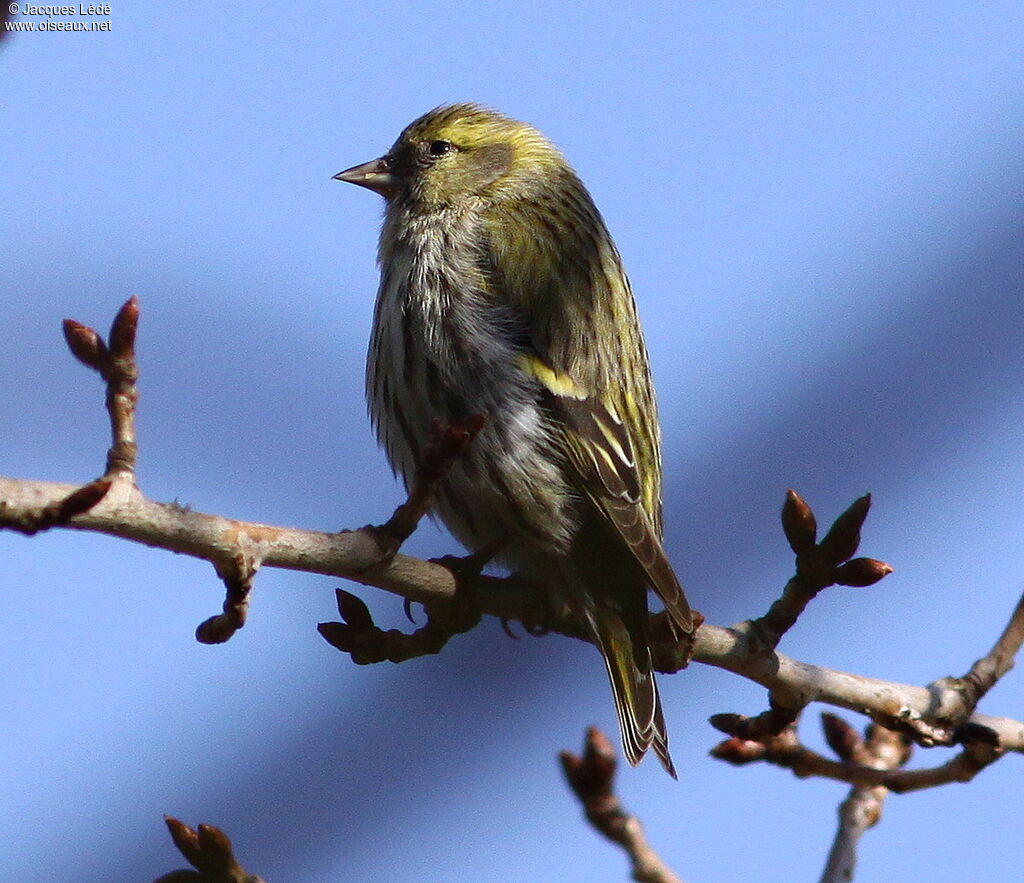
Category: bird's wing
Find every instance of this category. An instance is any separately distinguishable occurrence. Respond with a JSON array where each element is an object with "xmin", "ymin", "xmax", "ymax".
[
  {"xmin": 479, "ymin": 188, "xmax": 693, "ymax": 634},
  {"xmin": 517, "ymin": 353, "xmax": 693, "ymax": 635}
]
